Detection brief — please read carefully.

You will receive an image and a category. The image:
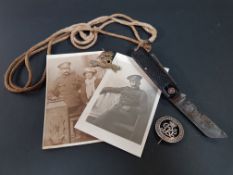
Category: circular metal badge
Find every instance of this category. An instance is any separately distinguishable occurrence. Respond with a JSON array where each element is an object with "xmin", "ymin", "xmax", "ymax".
[{"xmin": 155, "ymin": 116, "xmax": 184, "ymax": 143}]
